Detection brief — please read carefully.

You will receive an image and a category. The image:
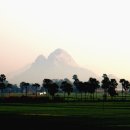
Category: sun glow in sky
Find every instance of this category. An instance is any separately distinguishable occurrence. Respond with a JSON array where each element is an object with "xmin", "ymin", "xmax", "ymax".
[{"xmin": 1, "ymin": 0, "xmax": 130, "ymax": 80}]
